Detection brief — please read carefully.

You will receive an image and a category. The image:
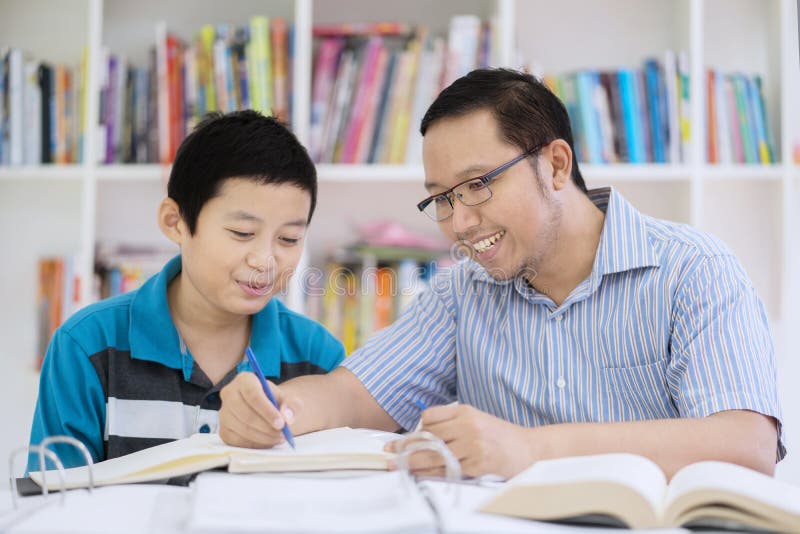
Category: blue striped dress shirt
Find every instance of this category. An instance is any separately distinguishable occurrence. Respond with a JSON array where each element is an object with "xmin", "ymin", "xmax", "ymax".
[{"xmin": 343, "ymin": 187, "xmax": 785, "ymax": 459}]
